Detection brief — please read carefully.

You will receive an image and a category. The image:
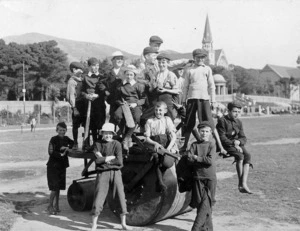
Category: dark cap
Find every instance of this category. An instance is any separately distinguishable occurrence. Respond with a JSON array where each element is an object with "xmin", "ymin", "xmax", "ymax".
[
  {"xmin": 192, "ymin": 49, "xmax": 208, "ymax": 57},
  {"xmin": 87, "ymin": 57, "xmax": 99, "ymax": 66},
  {"xmin": 149, "ymin": 35, "xmax": 163, "ymax": 44},
  {"xmin": 227, "ymin": 102, "xmax": 242, "ymax": 111},
  {"xmin": 197, "ymin": 121, "xmax": 214, "ymax": 130},
  {"xmin": 57, "ymin": 122, "xmax": 67, "ymax": 129},
  {"xmin": 69, "ymin": 62, "xmax": 84, "ymax": 71},
  {"xmin": 143, "ymin": 46, "xmax": 159, "ymax": 56},
  {"xmin": 157, "ymin": 53, "xmax": 171, "ymax": 61}
]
